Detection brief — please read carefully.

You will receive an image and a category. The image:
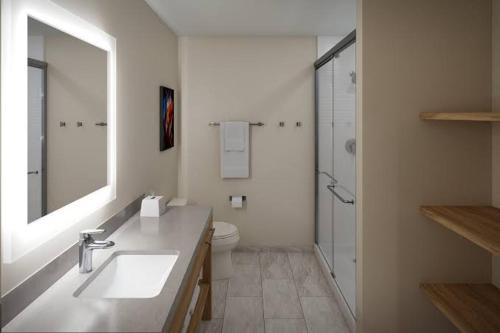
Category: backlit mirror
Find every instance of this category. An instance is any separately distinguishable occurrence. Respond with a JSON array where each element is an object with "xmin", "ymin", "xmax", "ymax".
[{"xmin": 27, "ymin": 17, "xmax": 107, "ymax": 223}]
